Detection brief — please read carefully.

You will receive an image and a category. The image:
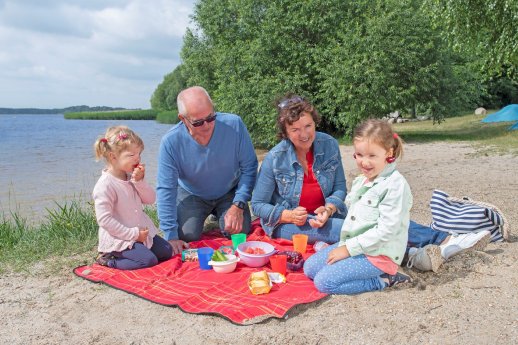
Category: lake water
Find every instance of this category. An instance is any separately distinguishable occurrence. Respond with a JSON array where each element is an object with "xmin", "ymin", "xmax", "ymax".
[{"xmin": 0, "ymin": 114, "xmax": 172, "ymax": 222}]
